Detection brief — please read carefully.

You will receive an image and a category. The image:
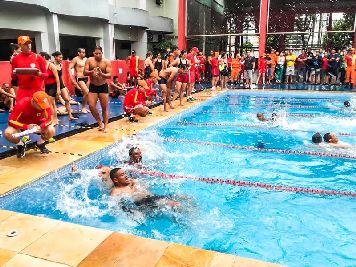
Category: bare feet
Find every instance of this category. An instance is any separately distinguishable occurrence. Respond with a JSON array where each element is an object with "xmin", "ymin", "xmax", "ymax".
[{"xmin": 81, "ymin": 107, "xmax": 90, "ymax": 114}]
